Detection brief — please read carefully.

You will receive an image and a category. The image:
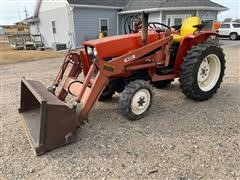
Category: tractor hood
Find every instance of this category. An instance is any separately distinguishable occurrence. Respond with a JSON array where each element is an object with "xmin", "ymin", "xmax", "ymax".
[{"xmin": 83, "ymin": 32, "xmax": 160, "ymax": 59}]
